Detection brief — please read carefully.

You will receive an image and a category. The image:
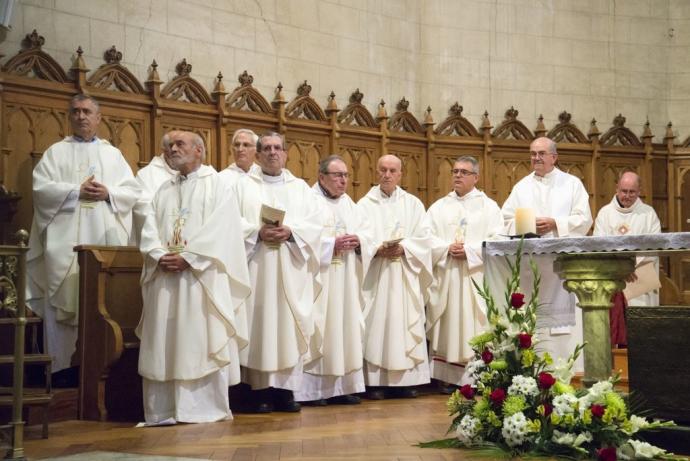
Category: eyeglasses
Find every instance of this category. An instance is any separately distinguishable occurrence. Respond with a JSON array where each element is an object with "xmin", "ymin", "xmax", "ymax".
[
  {"xmin": 324, "ymin": 172, "xmax": 349, "ymax": 179},
  {"xmin": 452, "ymin": 169, "xmax": 477, "ymax": 177}
]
